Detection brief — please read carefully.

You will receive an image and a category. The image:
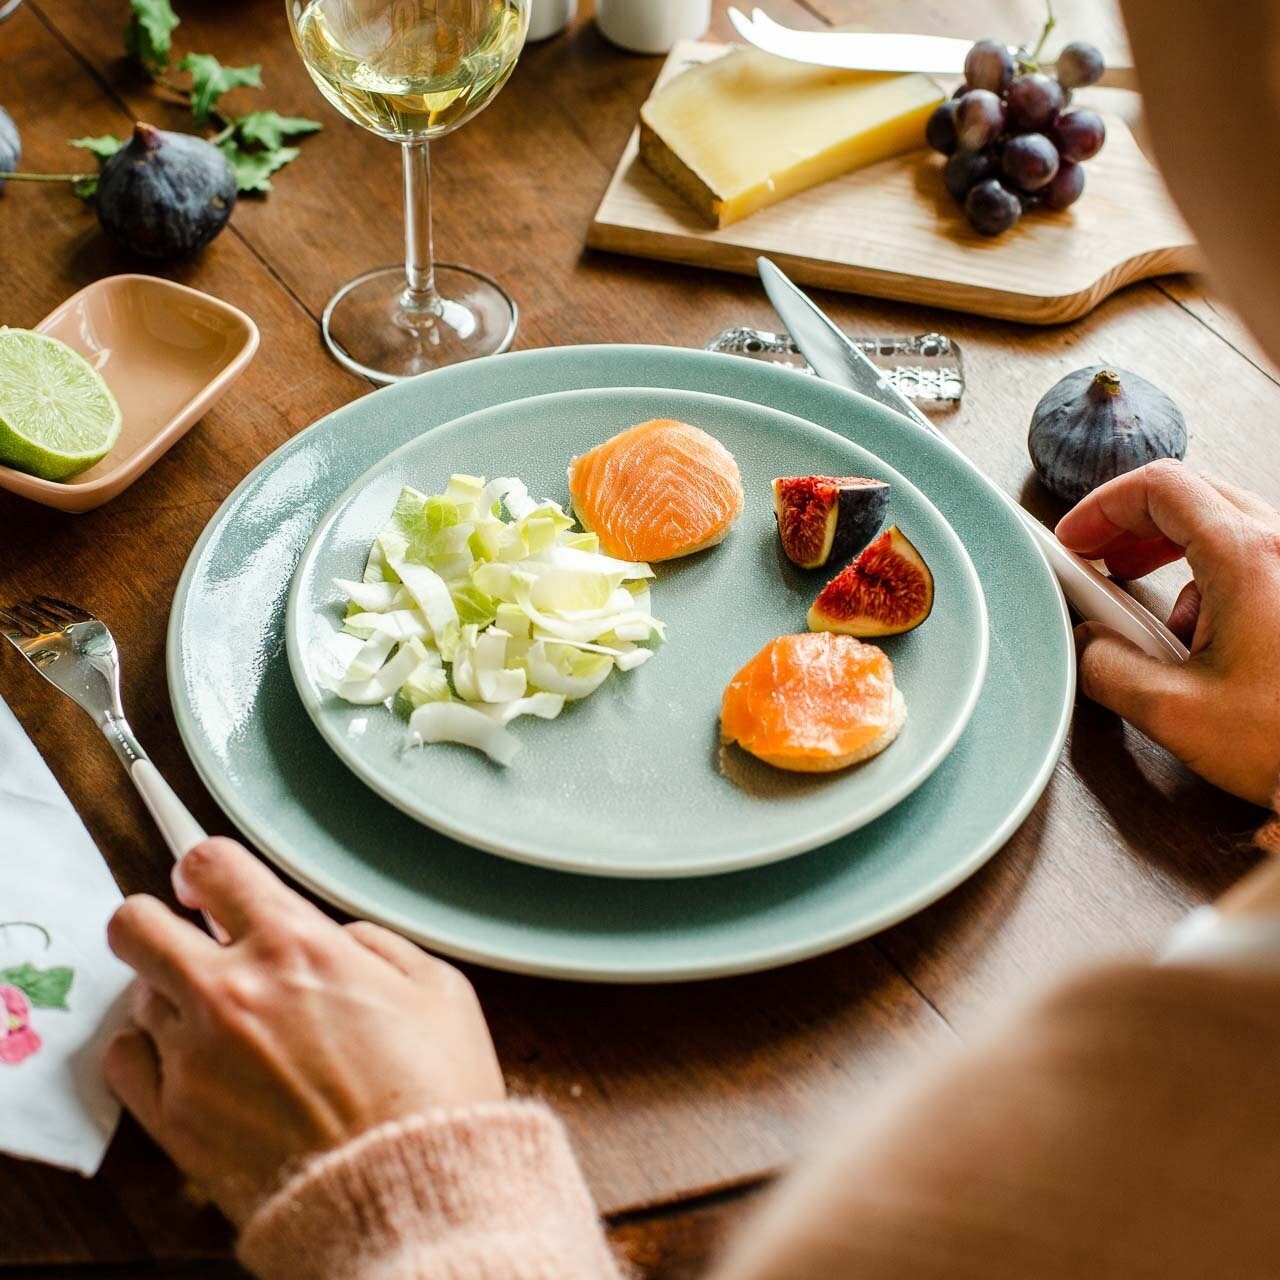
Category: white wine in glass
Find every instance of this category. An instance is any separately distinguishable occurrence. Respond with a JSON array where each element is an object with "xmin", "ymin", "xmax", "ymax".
[{"xmin": 289, "ymin": 0, "xmax": 529, "ymax": 382}]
